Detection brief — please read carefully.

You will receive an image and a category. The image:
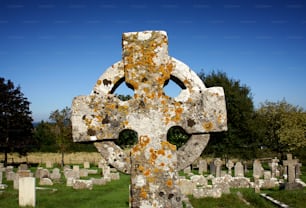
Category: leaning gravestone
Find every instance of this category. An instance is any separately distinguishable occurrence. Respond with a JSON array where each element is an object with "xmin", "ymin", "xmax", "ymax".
[{"xmin": 71, "ymin": 30, "xmax": 227, "ymax": 207}]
